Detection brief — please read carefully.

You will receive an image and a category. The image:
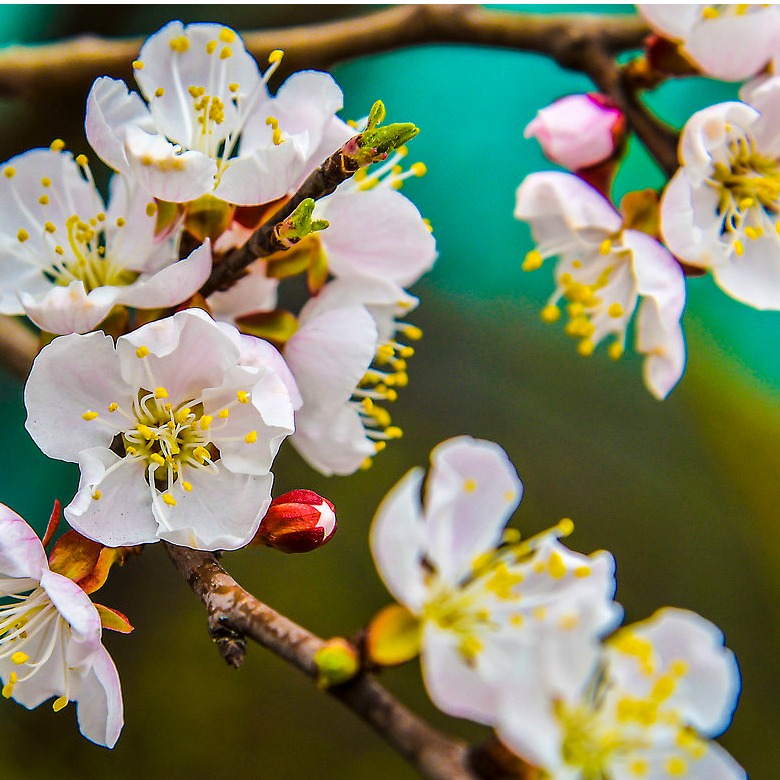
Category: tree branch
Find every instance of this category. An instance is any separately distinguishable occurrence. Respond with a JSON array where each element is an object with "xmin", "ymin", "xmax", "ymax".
[{"xmin": 164, "ymin": 543, "xmax": 480, "ymax": 780}]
